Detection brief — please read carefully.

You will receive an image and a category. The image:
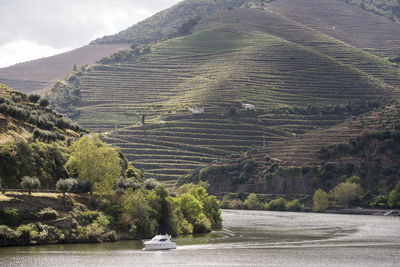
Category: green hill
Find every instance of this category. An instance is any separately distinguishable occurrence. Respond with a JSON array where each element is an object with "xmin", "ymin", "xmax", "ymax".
[{"xmin": 49, "ymin": 2, "xmax": 400, "ymax": 184}]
